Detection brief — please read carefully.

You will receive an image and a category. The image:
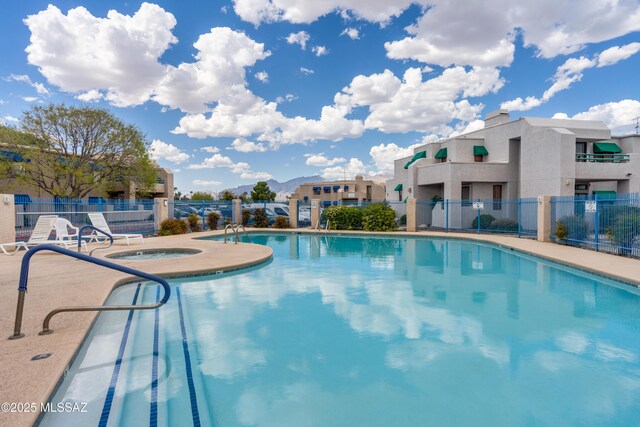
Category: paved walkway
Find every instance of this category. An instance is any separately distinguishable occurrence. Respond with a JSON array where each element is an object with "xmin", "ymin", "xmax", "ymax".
[{"xmin": 1, "ymin": 228, "xmax": 639, "ymax": 426}]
